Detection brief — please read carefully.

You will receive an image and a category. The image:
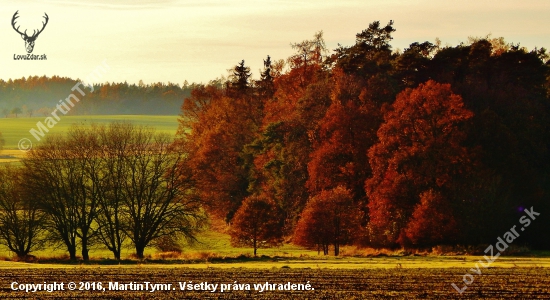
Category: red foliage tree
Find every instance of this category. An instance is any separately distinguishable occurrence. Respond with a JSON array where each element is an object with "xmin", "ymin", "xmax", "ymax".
[
  {"xmin": 307, "ymin": 69, "xmax": 381, "ymax": 200},
  {"xmin": 365, "ymin": 80, "xmax": 474, "ymax": 247},
  {"xmin": 248, "ymin": 33, "xmax": 332, "ymax": 234},
  {"xmin": 293, "ymin": 186, "xmax": 360, "ymax": 255},
  {"xmin": 229, "ymin": 195, "xmax": 283, "ymax": 256},
  {"xmin": 398, "ymin": 189, "xmax": 458, "ymax": 247},
  {"xmin": 176, "ymin": 79, "xmax": 263, "ymax": 222}
]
